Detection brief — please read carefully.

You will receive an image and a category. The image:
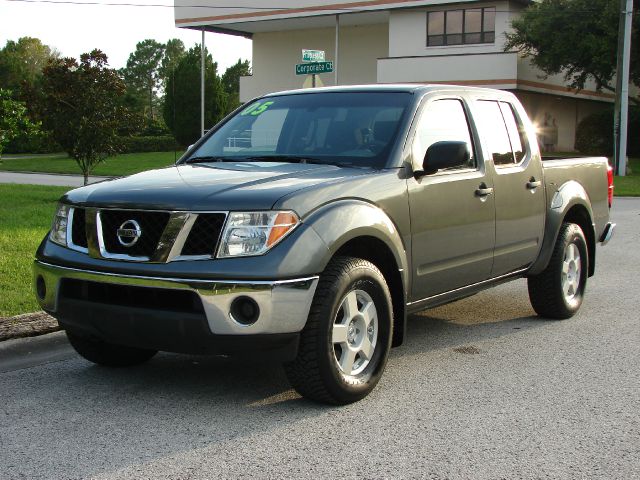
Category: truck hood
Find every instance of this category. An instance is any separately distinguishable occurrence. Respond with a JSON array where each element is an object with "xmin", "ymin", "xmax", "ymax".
[{"xmin": 62, "ymin": 162, "xmax": 371, "ymax": 211}]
